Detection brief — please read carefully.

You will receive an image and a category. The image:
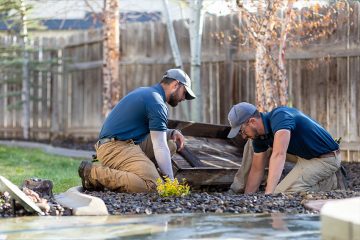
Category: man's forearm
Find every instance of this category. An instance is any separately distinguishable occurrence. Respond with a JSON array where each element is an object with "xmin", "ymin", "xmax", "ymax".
[
  {"xmin": 265, "ymin": 130, "xmax": 291, "ymax": 194},
  {"xmin": 245, "ymin": 167, "xmax": 264, "ymax": 193},
  {"xmin": 265, "ymin": 153, "xmax": 286, "ymax": 194}
]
